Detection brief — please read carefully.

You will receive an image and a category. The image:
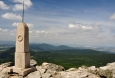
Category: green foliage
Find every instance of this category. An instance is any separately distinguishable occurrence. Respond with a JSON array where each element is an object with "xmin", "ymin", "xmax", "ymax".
[
  {"xmin": 0, "ymin": 47, "xmax": 15, "ymax": 64},
  {"xmin": 0, "ymin": 47, "xmax": 115, "ymax": 69},
  {"xmin": 31, "ymin": 51, "xmax": 115, "ymax": 69}
]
